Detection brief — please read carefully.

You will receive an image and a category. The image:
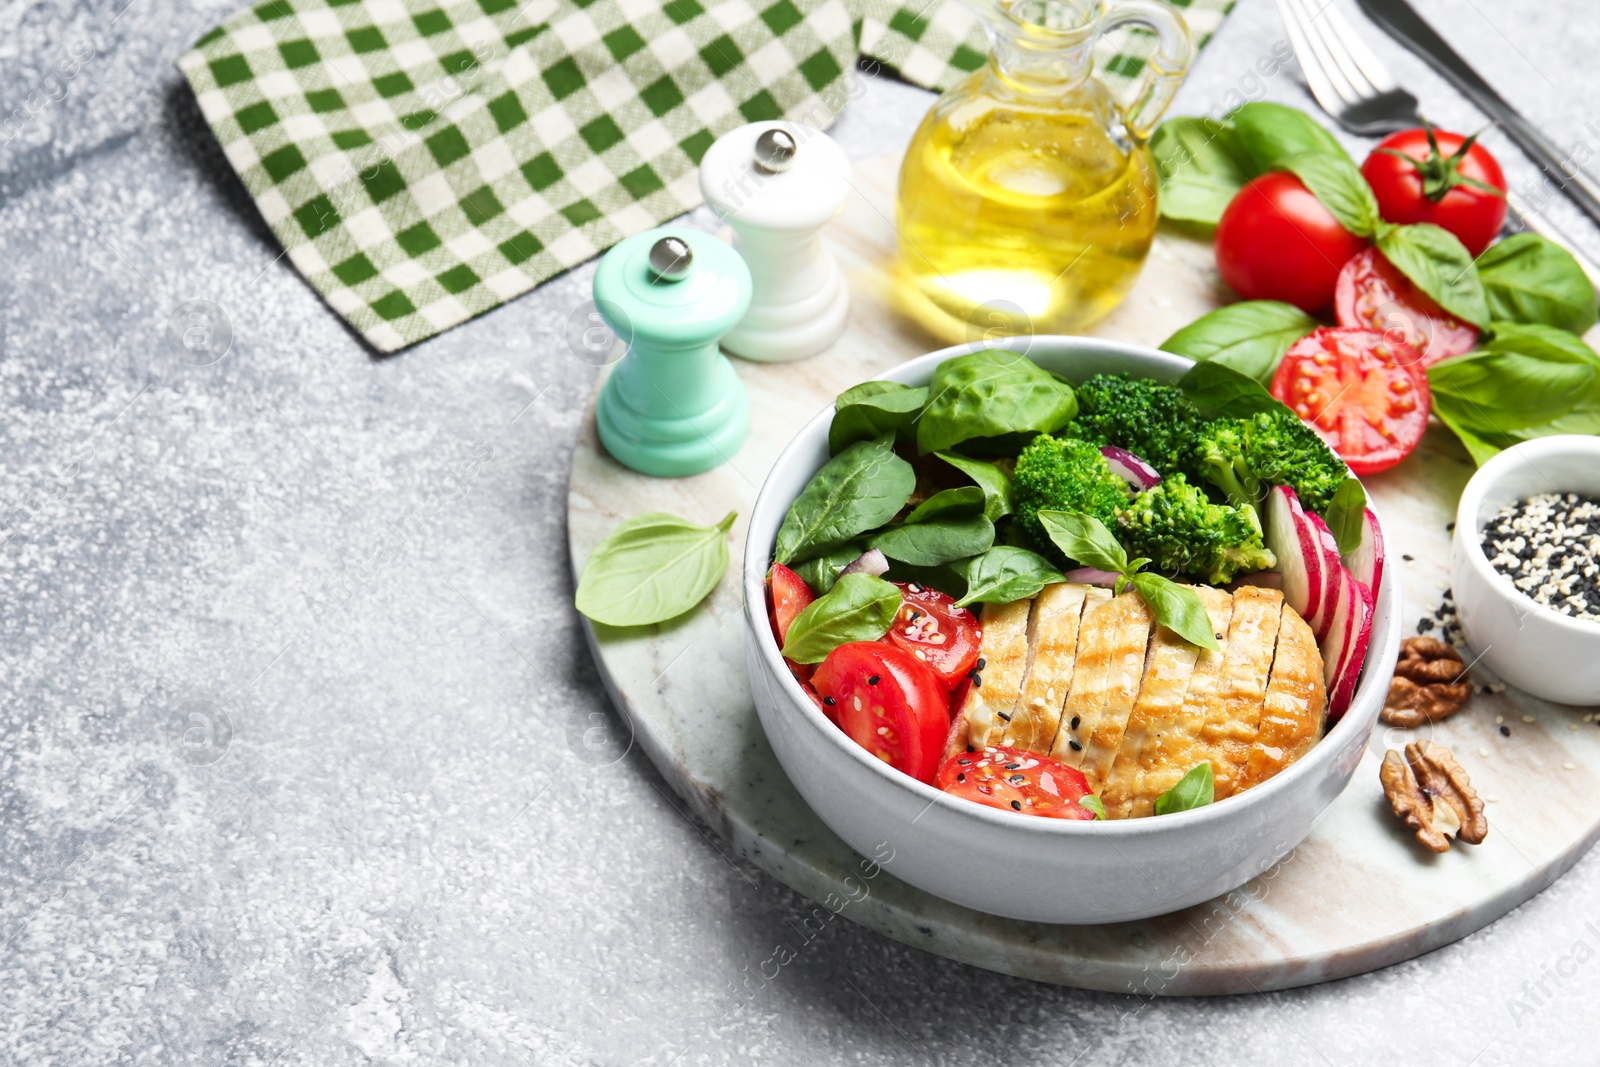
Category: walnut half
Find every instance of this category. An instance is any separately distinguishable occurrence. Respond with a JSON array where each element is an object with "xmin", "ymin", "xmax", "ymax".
[
  {"xmin": 1381, "ymin": 637, "xmax": 1473, "ymax": 728},
  {"xmin": 1380, "ymin": 740, "xmax": 1489, "ymax": 853}
]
